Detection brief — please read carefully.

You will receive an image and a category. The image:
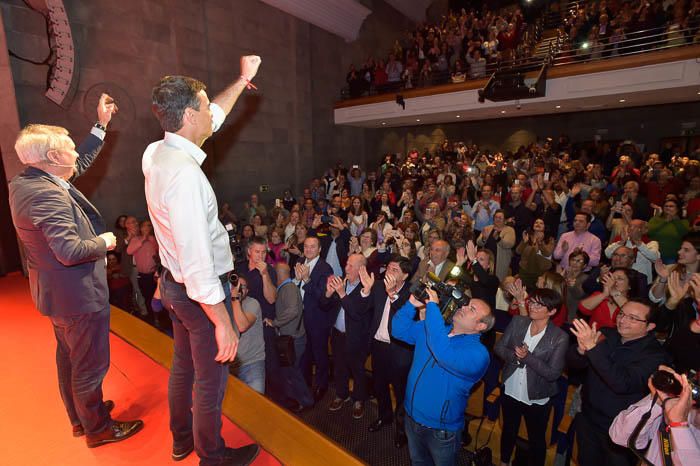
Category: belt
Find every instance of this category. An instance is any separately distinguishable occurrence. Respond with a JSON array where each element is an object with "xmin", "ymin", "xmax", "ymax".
[{"xmin": 162, "ymin": 268, "xmax": 230, "ymax": 286}]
